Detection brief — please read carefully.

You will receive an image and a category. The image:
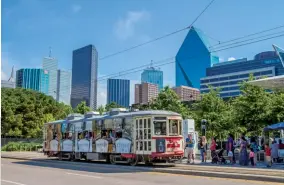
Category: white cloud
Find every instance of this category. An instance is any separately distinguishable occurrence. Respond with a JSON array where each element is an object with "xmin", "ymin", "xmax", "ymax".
[
  {"xmin": 72, "ymin": 4, "xmax": 82, "ymax": 13},
  {"xmin": 114, "ymin": 11, "xmax": 150, "ymax": 40},
  {"xmin": 228, "ymin": 57, "xmax": 236, "ymax": 61}
]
